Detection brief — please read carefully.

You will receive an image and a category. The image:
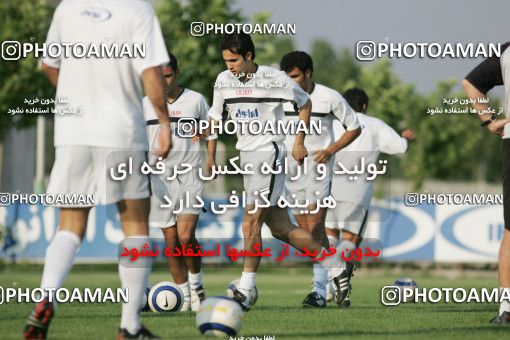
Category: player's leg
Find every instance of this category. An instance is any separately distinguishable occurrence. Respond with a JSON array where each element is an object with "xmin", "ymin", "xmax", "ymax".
[
  {"xmin": 295, "ymin": 207, "xmax": 330, "ymax": 307},
  {"xmin": 175, "ymin": 214, "xmax": 205, "ymax": 311},
  {"xmin": 233, "ymin": 205, "xmax": 269, "ymax": 310},
  {"xmin": 492, "ymin": 229, "xmax": 510, "ymax": 323},
  {"xmin": 117, "ymin": 198, "xmax": 158, "ymax": 338},
  {"xmin": 161, "ymin": 225, "xmax": 191, "ymax": 311},
  {"xmin": 24, "ymin": 208, "xmax": 89, "ymax": 339},
  {"xmin": 111, "ymin": 149, "xmax": 158, "ymax": 338},
  {"xmin": 324, "ymin": 227, "xmax": 340, "ymax": 302},
  {"xmin": 24, "ymin": 146, "xmax": 95, "ymax": 340},
  {"xmin": 492, "ymin": 139, "xmax": 510, "ymax": 323},
  {"xmin": 265, "ymin": 206, "xmax": 349, "ymax": 305}
]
